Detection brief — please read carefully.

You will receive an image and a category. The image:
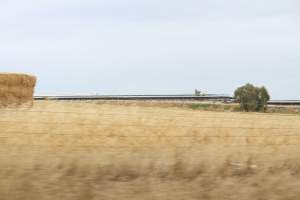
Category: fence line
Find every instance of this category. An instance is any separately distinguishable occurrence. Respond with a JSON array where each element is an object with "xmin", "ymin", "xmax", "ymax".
[
  {"xmin": 0, "ymin": 115, "xmax": 299, "ymax": 124},
  {"xmin": 0, "ymin": 143, "xmax": 300, "ymax": 147},
  {"xmin": 0, "ymin": 109, "xmax": 300, "ymax": 147},
  {"xmin": 0, "ymin": 150, "xmax": 297, "ymax": 159},
  {"xmin": 1, "ymin": 130, "xmax": 300, "ymax": 138},
  {"xmin": 1, "ymin": 108, "xmax": 300, "ymax": 121},
  {"xmin": 0, "ymin": 120, "xmax": 299, "ymax": 130}
]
